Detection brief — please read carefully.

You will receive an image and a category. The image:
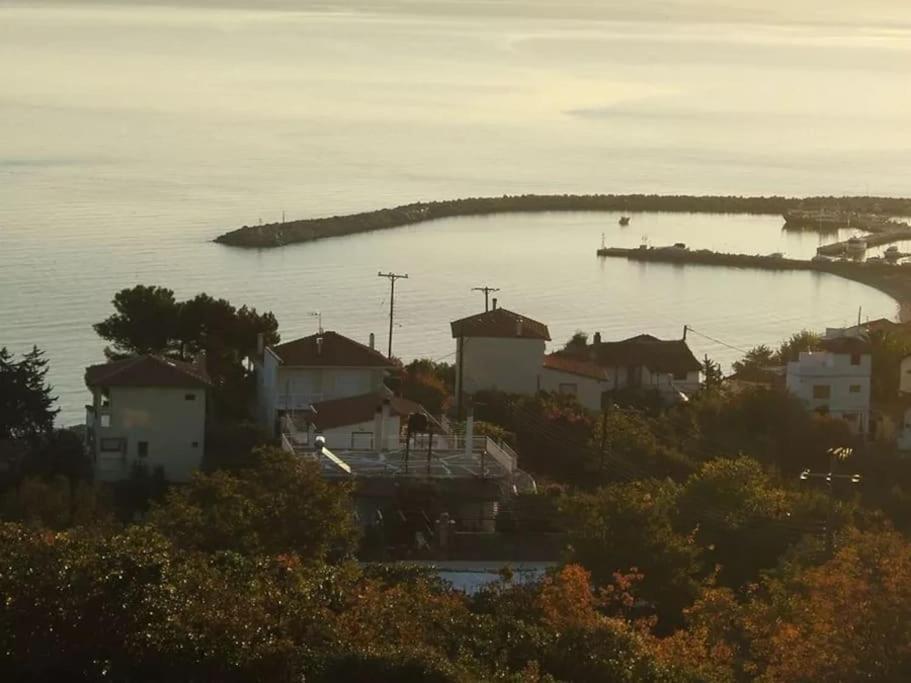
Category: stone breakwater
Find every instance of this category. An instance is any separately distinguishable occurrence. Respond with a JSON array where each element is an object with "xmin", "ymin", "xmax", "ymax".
[
  {"xmin": 598, "ymin": 246, "xmax": 911, "ymax": 322},
  {"xmin": 214, "ymin": 194, "xmax": 911, "ymax": 248}
]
